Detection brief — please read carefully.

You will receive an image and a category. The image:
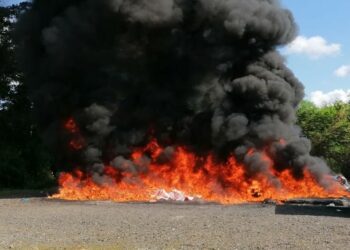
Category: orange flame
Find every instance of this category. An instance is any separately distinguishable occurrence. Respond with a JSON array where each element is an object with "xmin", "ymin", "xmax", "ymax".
[
  {"xmin": 64, "ymin": 118, "xmax": 85, "ymax": 151},
  {"xmin": 64, "ymin": 118, "xmax": 79, "ymax": 134},
  {"xmin": 52, "ymin": 138, "xmax": 350, "ymax": 204}
]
